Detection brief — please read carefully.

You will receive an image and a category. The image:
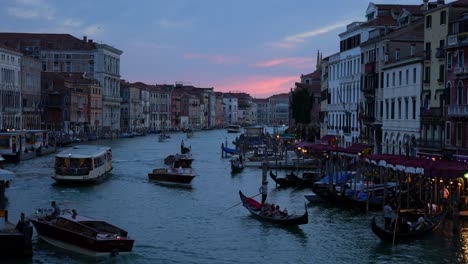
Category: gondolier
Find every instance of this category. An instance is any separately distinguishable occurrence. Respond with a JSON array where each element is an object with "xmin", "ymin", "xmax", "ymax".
[{"xmin": 259, "ymin": 180, "xmax": 268, "ymax": 204}]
